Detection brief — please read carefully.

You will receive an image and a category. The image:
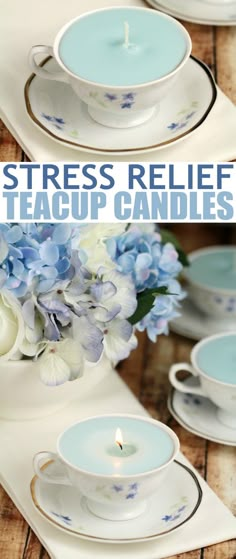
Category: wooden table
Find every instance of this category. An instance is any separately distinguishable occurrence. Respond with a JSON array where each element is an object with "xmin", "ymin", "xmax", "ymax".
[{"xmin": 0, "ymin": 13, "xmax": 236, "ymax": 559}]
